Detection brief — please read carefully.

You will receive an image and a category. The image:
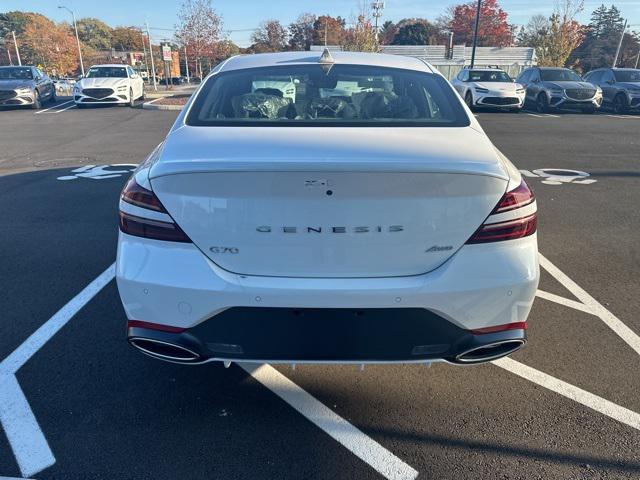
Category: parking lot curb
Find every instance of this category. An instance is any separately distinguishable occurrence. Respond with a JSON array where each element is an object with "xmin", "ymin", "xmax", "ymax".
[{"xmin": 141, "ymin": 99, "xmax": 184, "ymax": 111}]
